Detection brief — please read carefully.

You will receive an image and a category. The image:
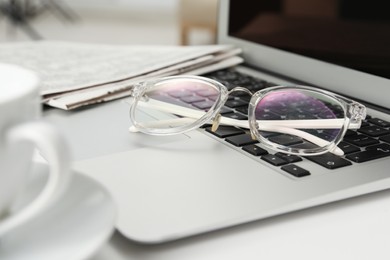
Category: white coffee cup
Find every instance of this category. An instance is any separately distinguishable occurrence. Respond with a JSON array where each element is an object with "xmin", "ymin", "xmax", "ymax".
[{"xmin": 0, "ymin": 63, "xmax": 71, "ymax": 236}]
